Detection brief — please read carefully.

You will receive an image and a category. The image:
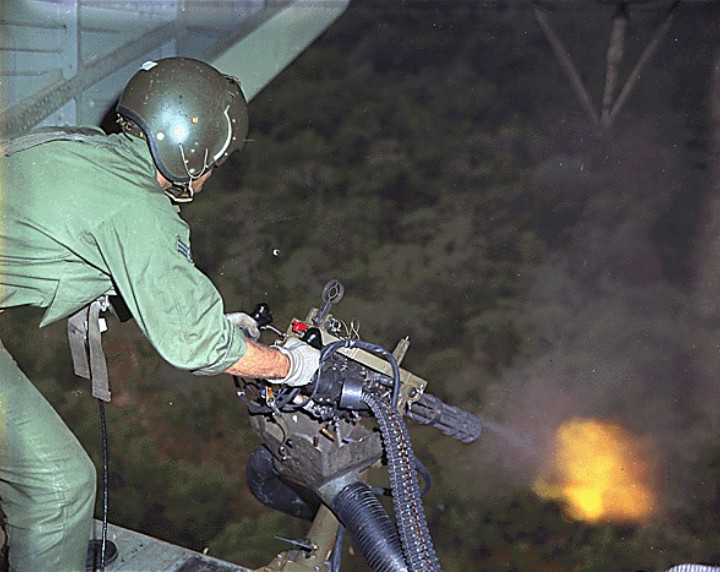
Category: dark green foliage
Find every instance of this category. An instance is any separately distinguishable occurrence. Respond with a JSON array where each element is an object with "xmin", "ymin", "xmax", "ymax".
[{"xmin": 3, "ymin": 2, "xmax": 720, "ymax": 570}]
